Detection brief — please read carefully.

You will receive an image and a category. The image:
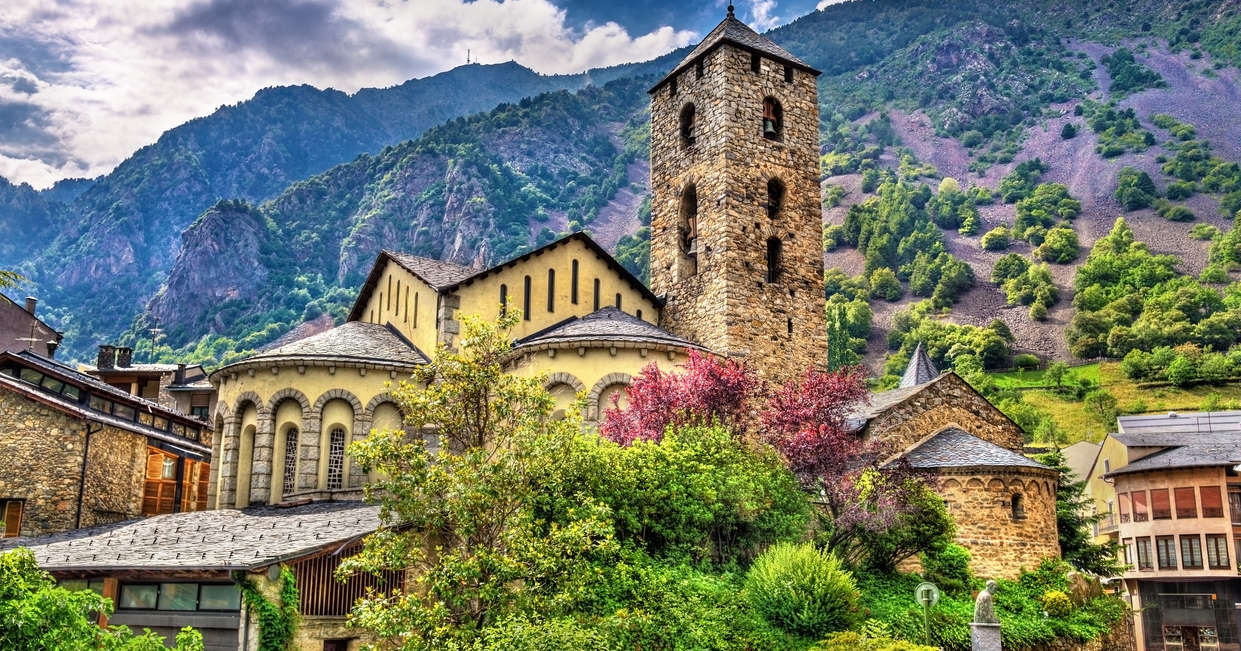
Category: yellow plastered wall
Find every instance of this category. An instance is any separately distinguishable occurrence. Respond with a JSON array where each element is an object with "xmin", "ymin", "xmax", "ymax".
[
  {"xmin": 509, "ymin": 345, "xmax": 689, "ymax": 419},
  {"xmin": 454, "ymin": 238, "xmax": 660, "ymax": 341},
  {"xmin": 1086, "ymin": 434, "xmax": 1129, "ymax": 544},
  {"xmin": 357, "ymin": 262, "xmax": 439, "ymax": 356},
  {"xmin": 236, "ymin": 404, "xmax": 258, "ymax": 507}
]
